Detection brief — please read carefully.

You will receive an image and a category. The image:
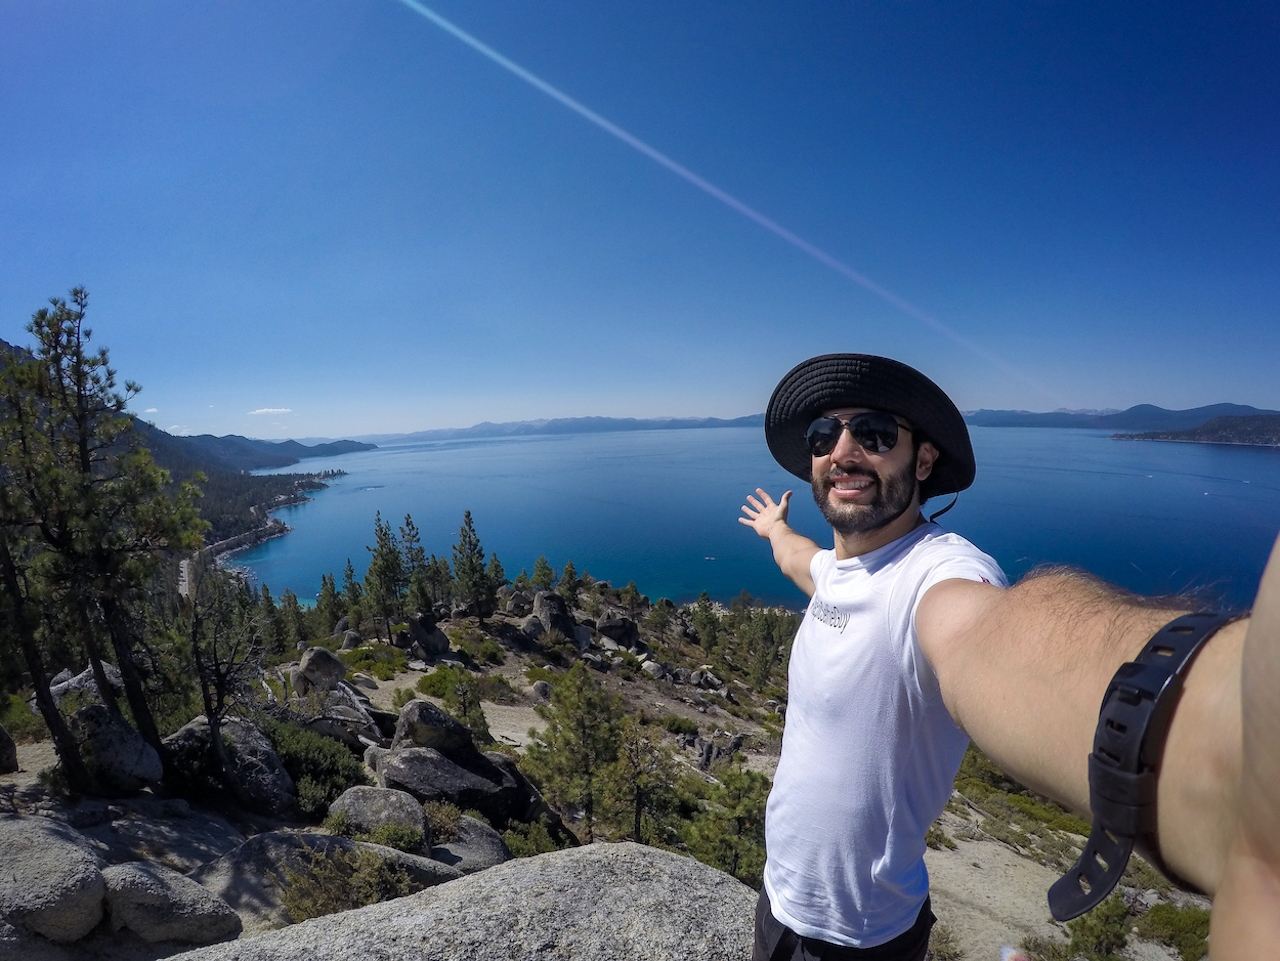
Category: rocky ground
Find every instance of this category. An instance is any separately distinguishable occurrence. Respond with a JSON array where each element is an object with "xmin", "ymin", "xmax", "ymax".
[{"xmin": 1, "ymin": 594, "xmax": 1208, "ymax": 961}]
